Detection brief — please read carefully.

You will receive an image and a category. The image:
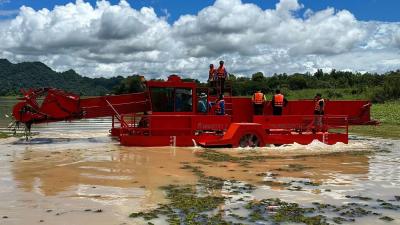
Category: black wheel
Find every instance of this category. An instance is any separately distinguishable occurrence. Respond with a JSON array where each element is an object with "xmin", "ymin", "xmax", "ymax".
[{"xmin": 239, "ymin": 133, "xmax": 260, "ymax": 148}]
